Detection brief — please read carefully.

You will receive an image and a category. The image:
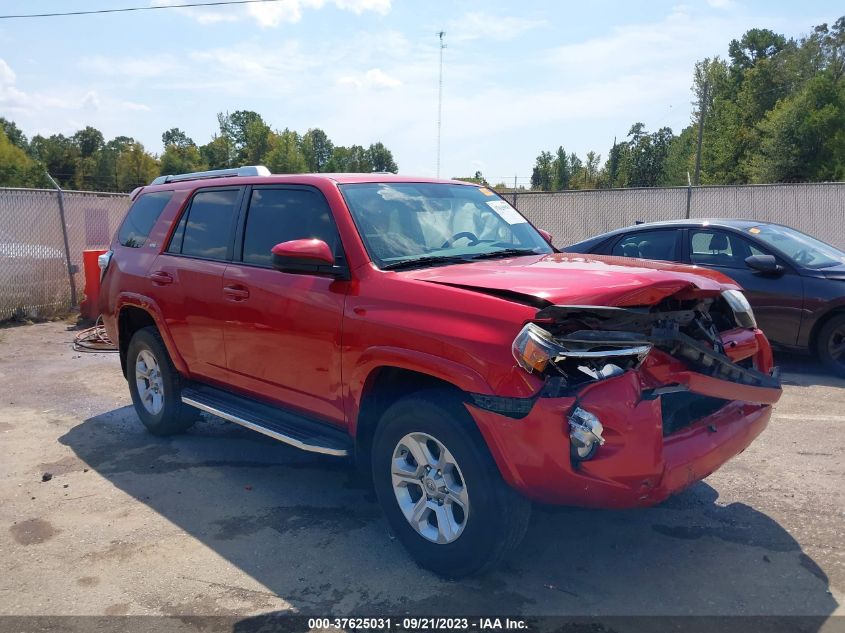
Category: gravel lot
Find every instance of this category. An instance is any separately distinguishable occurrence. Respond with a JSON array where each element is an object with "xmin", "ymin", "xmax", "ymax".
[{"xmin": 0, "ymin": 322, "xmax": 842, "ymax": 621}]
